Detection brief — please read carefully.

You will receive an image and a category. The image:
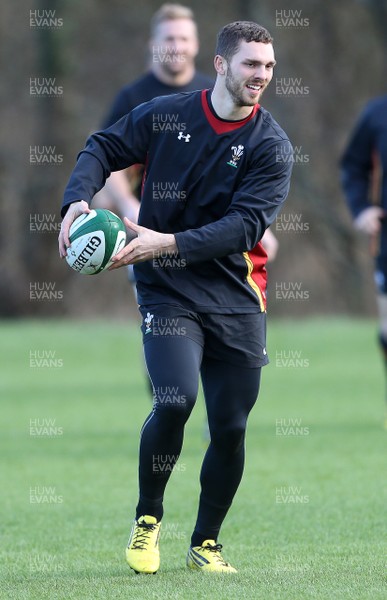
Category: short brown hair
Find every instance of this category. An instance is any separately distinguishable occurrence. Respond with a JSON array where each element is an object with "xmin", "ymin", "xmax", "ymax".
[
  {"xmin": 216, "ymin": 21, "xmax": 273, "ymax": 63},
  {"xmin": 150, "ymin": 3, "xmax": 196, "ymax": 36}
]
